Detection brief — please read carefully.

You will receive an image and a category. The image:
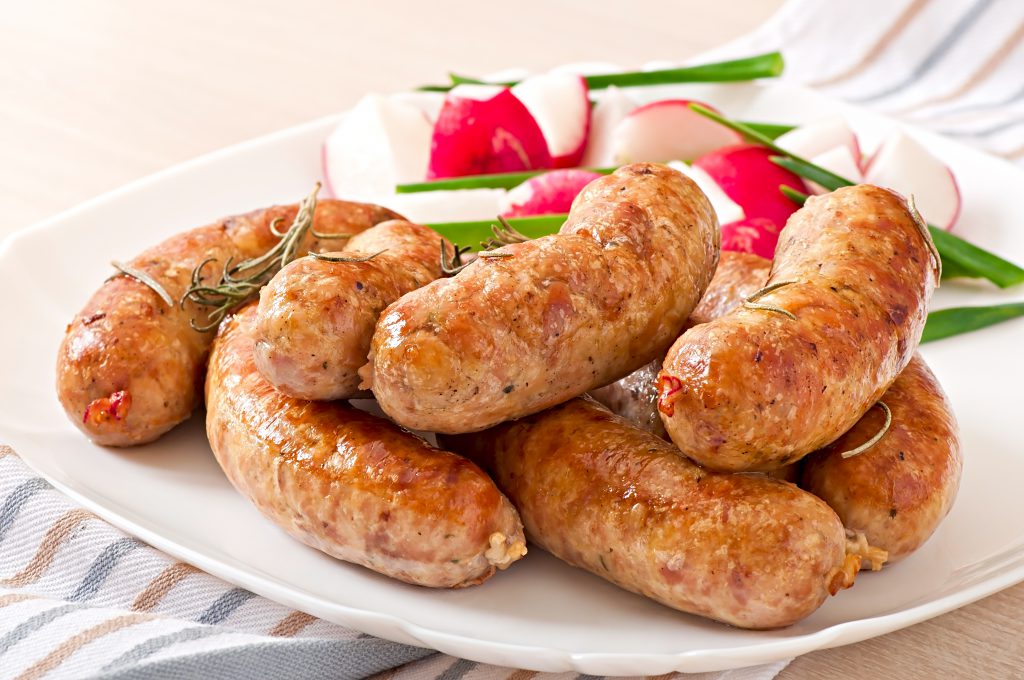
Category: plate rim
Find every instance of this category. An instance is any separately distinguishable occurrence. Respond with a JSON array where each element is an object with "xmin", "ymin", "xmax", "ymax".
[{"xmin": 6, "ymin": 79, "xmax": 1024, "ymax": 673}]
